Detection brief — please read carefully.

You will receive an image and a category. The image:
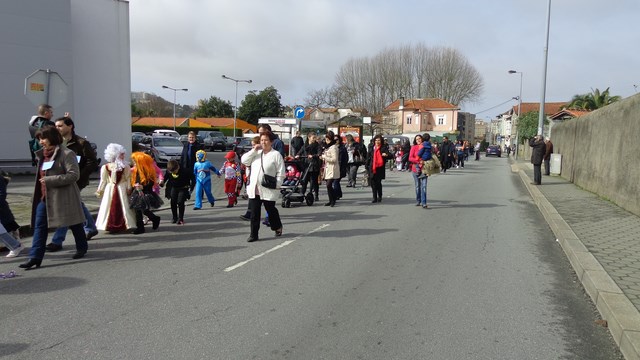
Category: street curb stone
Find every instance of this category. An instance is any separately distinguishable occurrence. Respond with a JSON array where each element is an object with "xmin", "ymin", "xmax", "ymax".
[{"xmin": 514, "ymin": 161, "xmax": 640, "ymax": 360}]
